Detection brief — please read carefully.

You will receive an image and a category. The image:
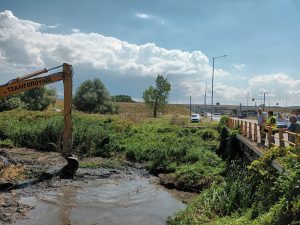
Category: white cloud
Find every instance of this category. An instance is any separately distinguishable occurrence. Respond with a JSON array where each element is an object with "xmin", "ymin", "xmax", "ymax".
[
  {"xmin": 42, "ymin": 23, "xmax": 61, "ymax": 29},
  {"xmin": 0, "ymin": 10, "xmax": 299, "ymax": 106},
  {"xmin": 248, "ymin": 73, "xmax": 300, "ymax": 105},
  {"xmin": 233, "ymin": 63, "xmax": 245, "ymax": 70},
  {"xmin": 135, "ymin": 13, "xmax": 150, "ymax": 19},
  {"xmin": 72, "ymin": 28, "xmax": 80, "ymax": 33},
  {"xmin": 0, "ymin": 10, "xmax": 209, "ymax": 80},
  {"xmin": 134, "ymin": 12, "xmax": 165, "ymax": 25}
]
